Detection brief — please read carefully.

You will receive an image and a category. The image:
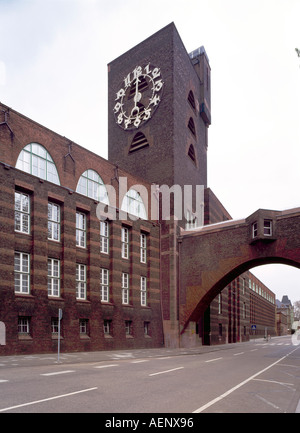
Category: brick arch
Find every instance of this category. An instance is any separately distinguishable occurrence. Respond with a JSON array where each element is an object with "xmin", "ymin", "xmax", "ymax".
[
  {"xmin": 187, "ymin": 257, "xmax": 300, "ymax": 327},
  {"xmin": 179, "ymin": 208, "xmax": 300, "ymax": 333}
]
